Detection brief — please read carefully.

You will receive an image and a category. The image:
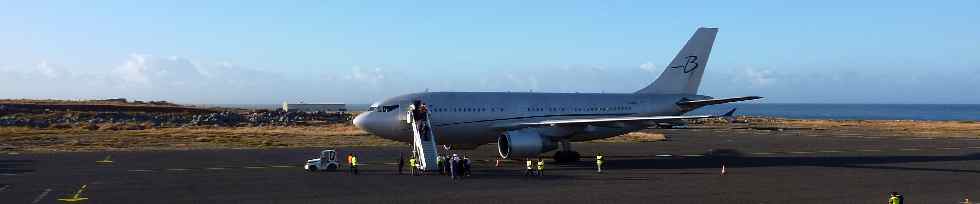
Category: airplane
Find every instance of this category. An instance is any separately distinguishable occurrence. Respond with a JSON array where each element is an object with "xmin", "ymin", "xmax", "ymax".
[{"xmin": 353, "ymin": 27, "xmax": 762, "ymax": 162}]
